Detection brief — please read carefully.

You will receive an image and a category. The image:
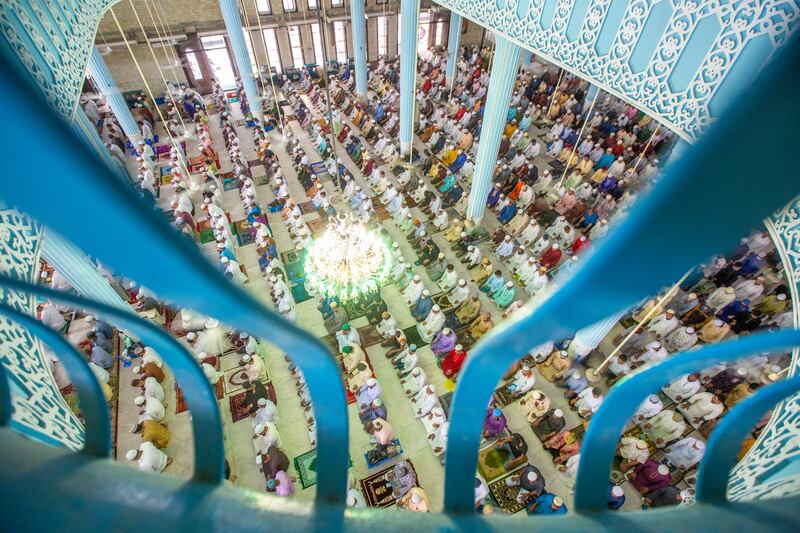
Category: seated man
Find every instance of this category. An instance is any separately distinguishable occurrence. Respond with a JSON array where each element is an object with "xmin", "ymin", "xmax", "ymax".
[{"xmin": 494, "ymin": 432, "xmax": 529, "ymax": 471}]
